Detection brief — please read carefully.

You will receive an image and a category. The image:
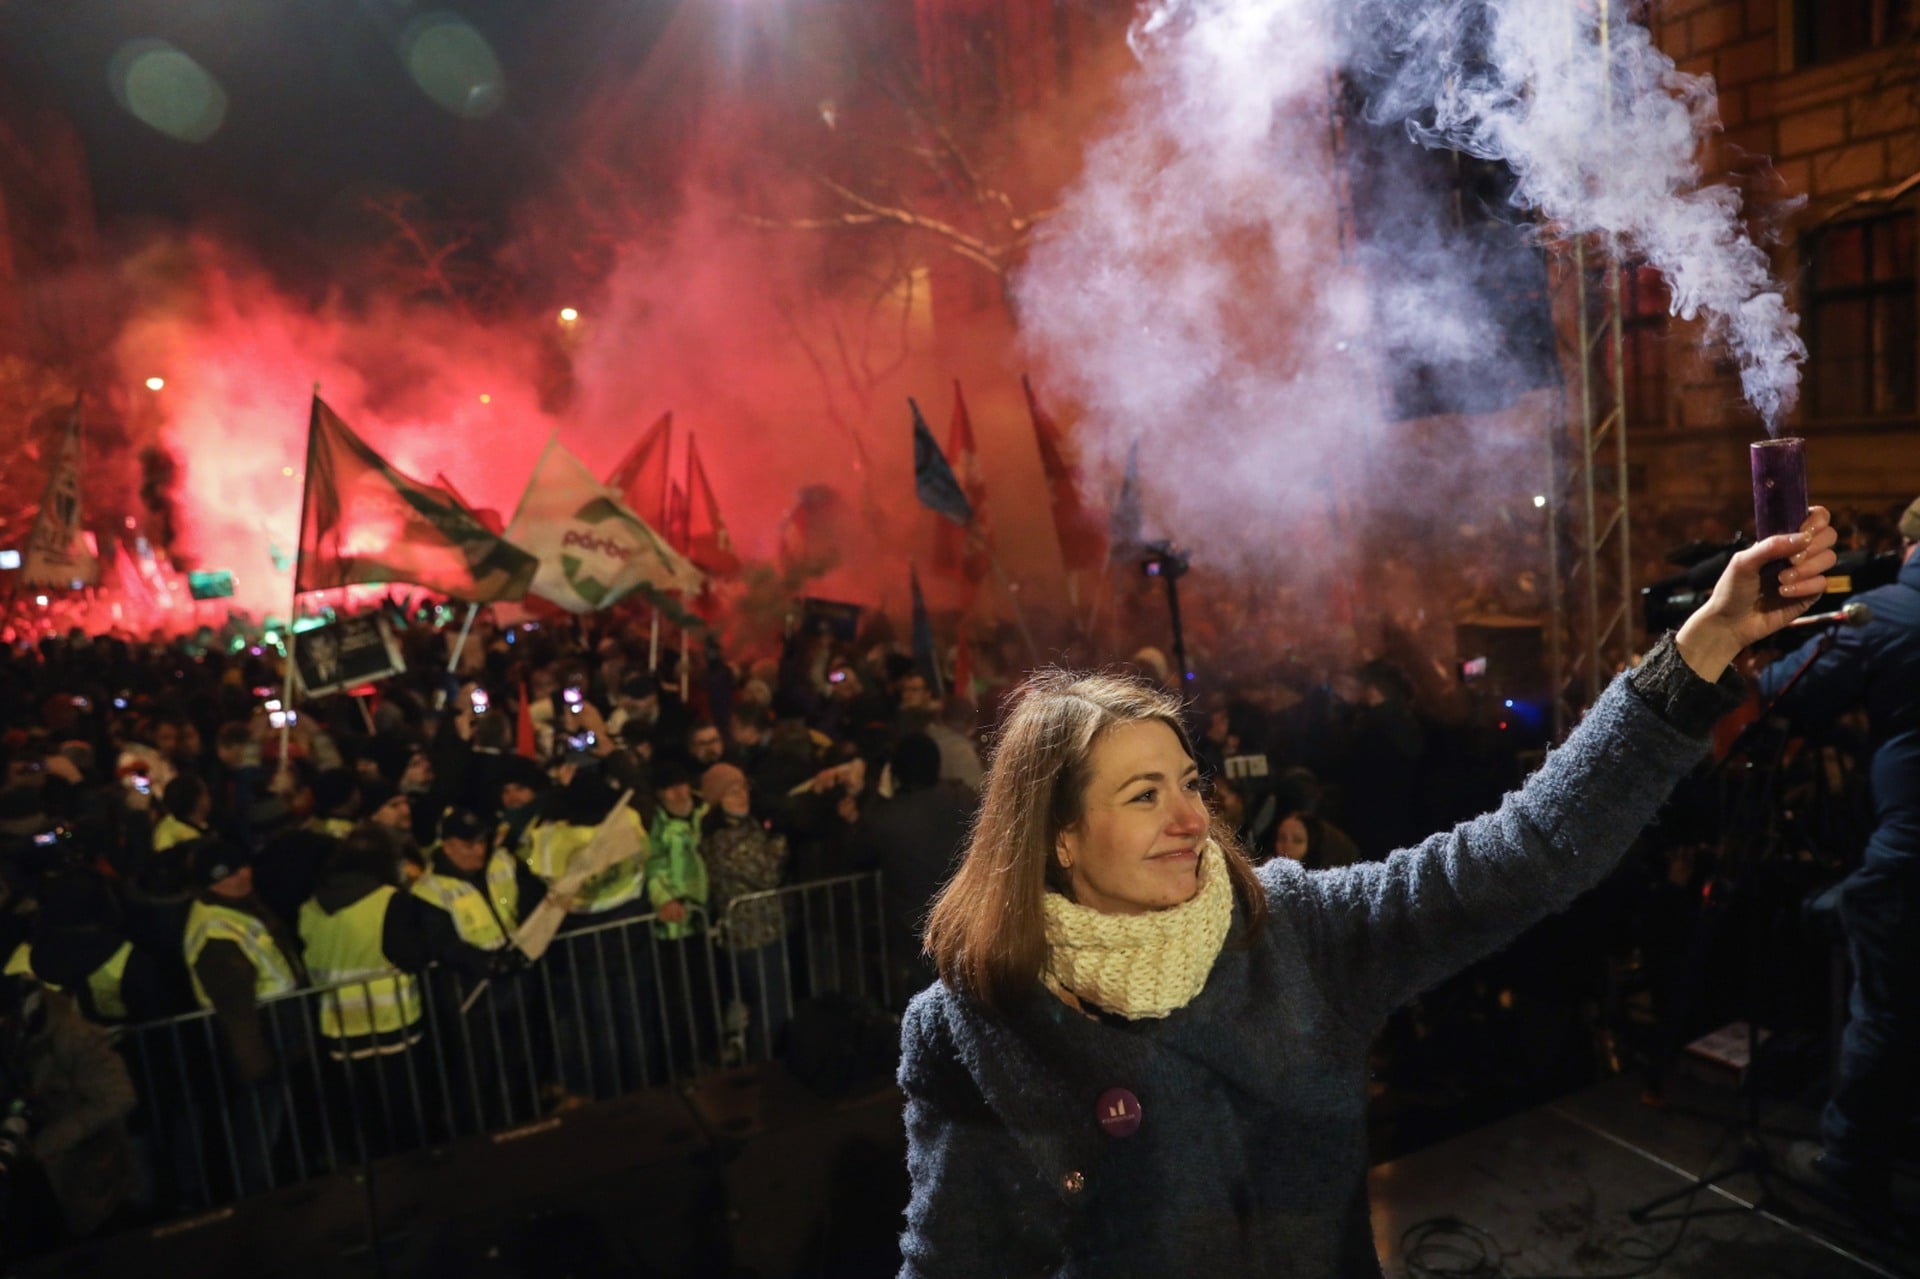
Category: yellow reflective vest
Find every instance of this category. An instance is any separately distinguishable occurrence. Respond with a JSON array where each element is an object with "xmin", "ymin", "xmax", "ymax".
[
  {"xmin": 9, "ymin": 941, "xmax": 135, "ymax": 1023},
  {"xmin": 184, "ymin": 900, "xmax": 302, "ymax": 1009},
  {"xmin": 411, "ymin": 849, "xmax": 523, "ymax": 951},
  {"xmin": 152, "ymin": 814, "xmax": 202, "ymax": 853},
  {"xmin": 526, "ymin": 811, "xmax": 650, "ymax": 914},
  {"xmin": 298, "ymin": 887, "xmax": 422, "ymax": 1043}
]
